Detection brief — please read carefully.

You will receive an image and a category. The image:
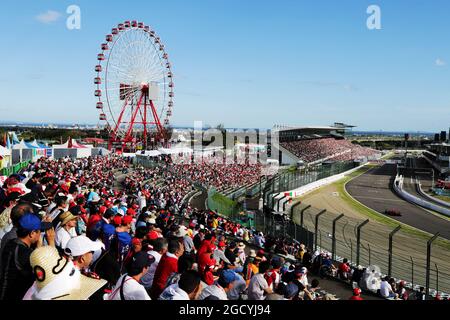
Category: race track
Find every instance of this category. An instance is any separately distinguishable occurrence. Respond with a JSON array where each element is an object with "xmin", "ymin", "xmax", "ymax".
[{"xmin": 346, "ymin": 163, "xmax": 450, "ymax": 240}]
